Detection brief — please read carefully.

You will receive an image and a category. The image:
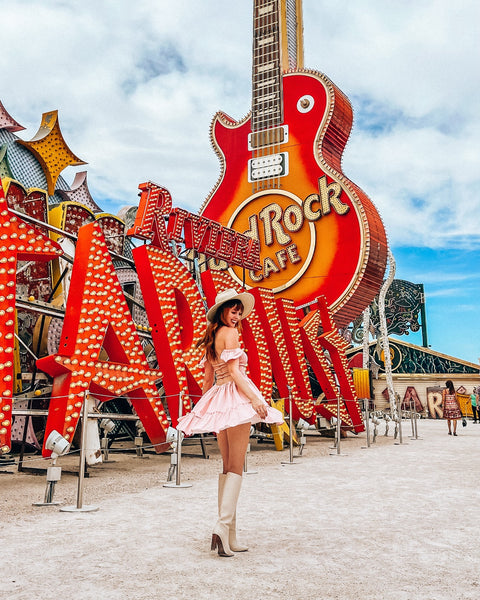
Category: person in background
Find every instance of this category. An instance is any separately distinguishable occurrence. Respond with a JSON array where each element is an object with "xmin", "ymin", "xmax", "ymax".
[
  {"xmin": 177, "ymin": 288, "xmax": 284, "ymax": 557},
  {"xmin": 471, "ymin": 387, "xmax": 479, "ymax": 423},
  {"xmin": 442, "ymin": 380, "xmax": 462, "ymax": 436}
]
